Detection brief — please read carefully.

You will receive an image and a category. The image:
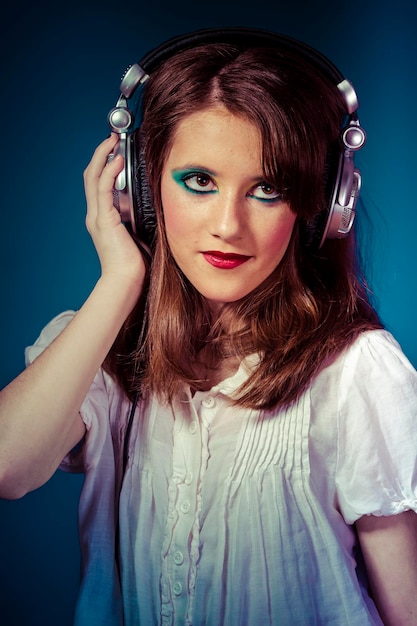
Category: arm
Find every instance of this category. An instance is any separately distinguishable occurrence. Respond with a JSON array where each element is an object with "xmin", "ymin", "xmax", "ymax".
[
  {"xmin": 356, "ymin": 510, "xmax": 417, "ymax": 625},
  {"xmin": 0, "ymin": 135, "xmax": 147, "ymax": 499}
]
